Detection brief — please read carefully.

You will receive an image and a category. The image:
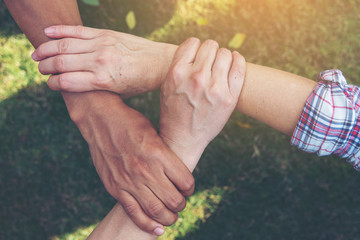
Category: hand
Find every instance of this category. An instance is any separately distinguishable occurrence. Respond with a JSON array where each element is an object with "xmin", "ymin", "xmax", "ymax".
[
  {"xmin": 32, "ymin": 25, "xmax": 176, "ymax": 98},
  {"xmin": 69, "ymin": 92, "xmax": 194, "ymax": 236},
  {"xmin": 160, "ymin": 38, "xmax": 246, "ymax": 171}
]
